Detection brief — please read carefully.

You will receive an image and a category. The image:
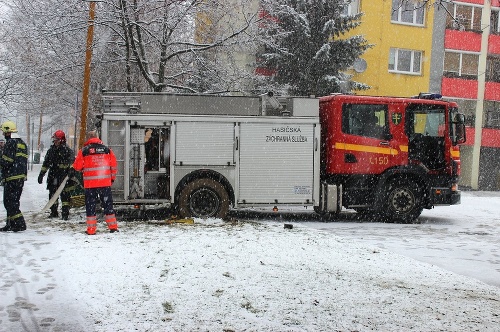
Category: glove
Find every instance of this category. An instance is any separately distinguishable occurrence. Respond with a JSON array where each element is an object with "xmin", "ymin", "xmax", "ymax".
[
  {"xmin": 37, "ymin": 173, "xmax": 44, "ymax": 184},
  {"xmin": 67, "ymin": 167, "xmax": 76, "ymax": 178}
]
